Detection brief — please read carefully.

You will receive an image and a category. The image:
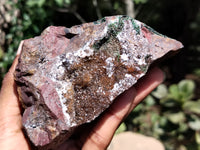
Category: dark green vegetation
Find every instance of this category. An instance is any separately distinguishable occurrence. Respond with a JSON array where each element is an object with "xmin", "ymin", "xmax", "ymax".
[{"xmin": 0, "ymin": 0, "xmax": 200, "ymax": 150}]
